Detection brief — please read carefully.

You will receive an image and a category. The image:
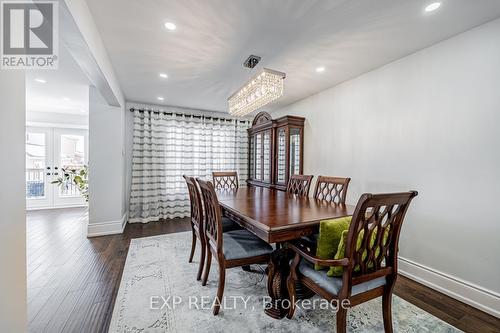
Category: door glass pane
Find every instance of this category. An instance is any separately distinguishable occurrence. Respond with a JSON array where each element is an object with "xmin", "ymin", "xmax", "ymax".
[
  {"xmin": 59, "ymin": 135, "xmax": 85, "ymax": 197},
  {"xmin": 26, "ymin": 132, "xmax": 46, "ymax": 198},
  {"xmin": 263, "ymin": 131, "xmax": 270, "ymax": 182},
  {"xmin": 255, "ymin": 134, "xmax": 262, "ymax": 180},
  {"xmin": 277, "ymin": 128, "xmax": 286, "ymax": 183},
  {"xmin": 289, "ymin": 128, "xmax": 301, "ymax": 176}
]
